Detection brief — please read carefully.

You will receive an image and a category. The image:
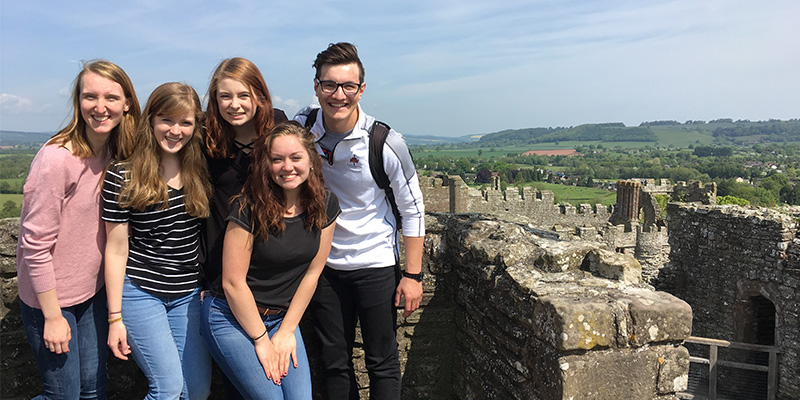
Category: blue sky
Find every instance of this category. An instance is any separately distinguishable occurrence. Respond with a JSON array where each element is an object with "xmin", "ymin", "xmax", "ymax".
[{"xmin": 1, "ymin": 0, "xmax": 798, "ymax": 137}]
